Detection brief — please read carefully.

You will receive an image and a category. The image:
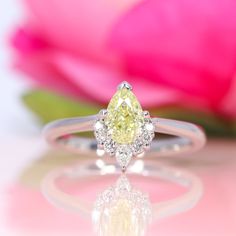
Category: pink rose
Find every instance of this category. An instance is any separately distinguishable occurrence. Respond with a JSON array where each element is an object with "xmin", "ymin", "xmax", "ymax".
[{"xmin": 12, "ymin": 0, "xmax": 236, "ymax": 119}]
